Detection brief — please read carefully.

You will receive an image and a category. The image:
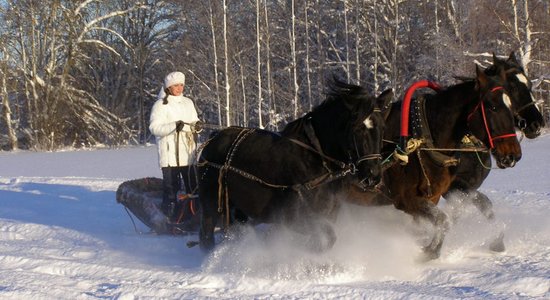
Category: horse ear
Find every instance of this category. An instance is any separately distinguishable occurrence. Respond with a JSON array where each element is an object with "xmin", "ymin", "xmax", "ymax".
[
  {"xmin": 475, "ymin": 64, "xmax": 489, "ymax": 90},
  {"xmin": 508, "ymin": 51, "xmax": 519, "ymax": 64},
  {"xmin": 376, "ymin": 89, "xmax": 393, "ymax": 120}
]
